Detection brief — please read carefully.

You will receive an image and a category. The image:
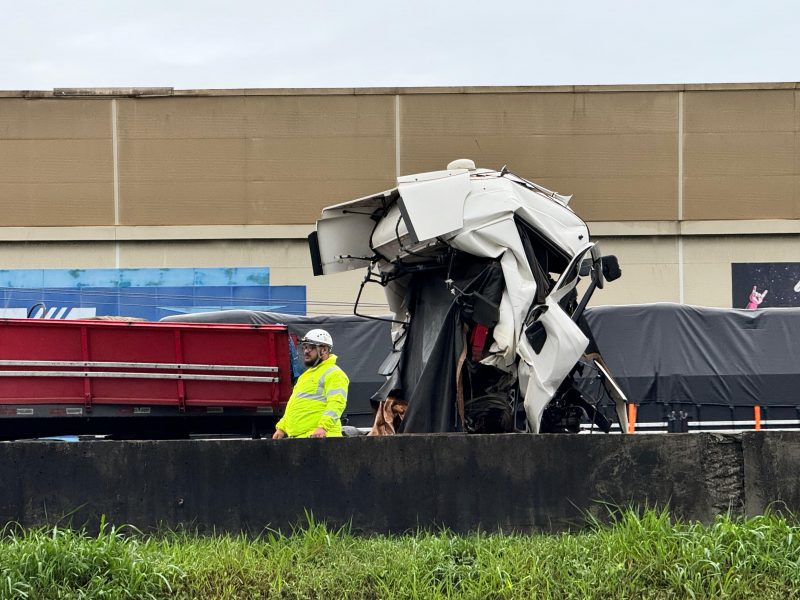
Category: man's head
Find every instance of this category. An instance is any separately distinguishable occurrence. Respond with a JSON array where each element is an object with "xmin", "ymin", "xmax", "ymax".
[{"xmin": 300, "ymin": 329, "xmax": 333, "ymax": 367}]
